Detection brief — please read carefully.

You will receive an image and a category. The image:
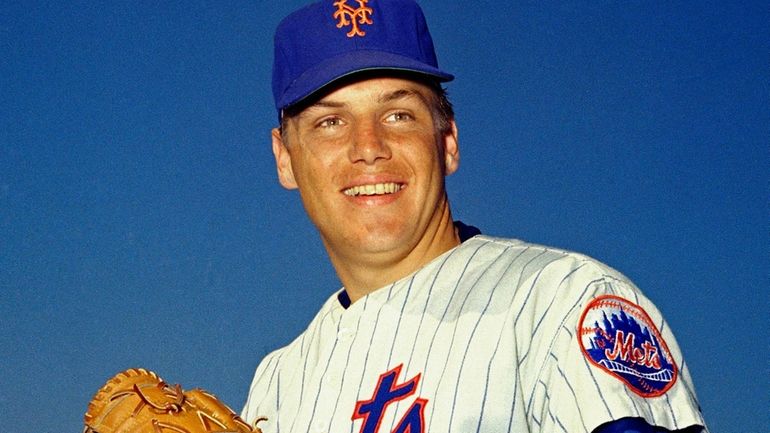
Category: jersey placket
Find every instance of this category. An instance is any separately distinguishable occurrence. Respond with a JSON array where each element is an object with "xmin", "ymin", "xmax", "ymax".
[{"xmin": 307, "ymin": 297, "xmax": 365, "ymax": 433}]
